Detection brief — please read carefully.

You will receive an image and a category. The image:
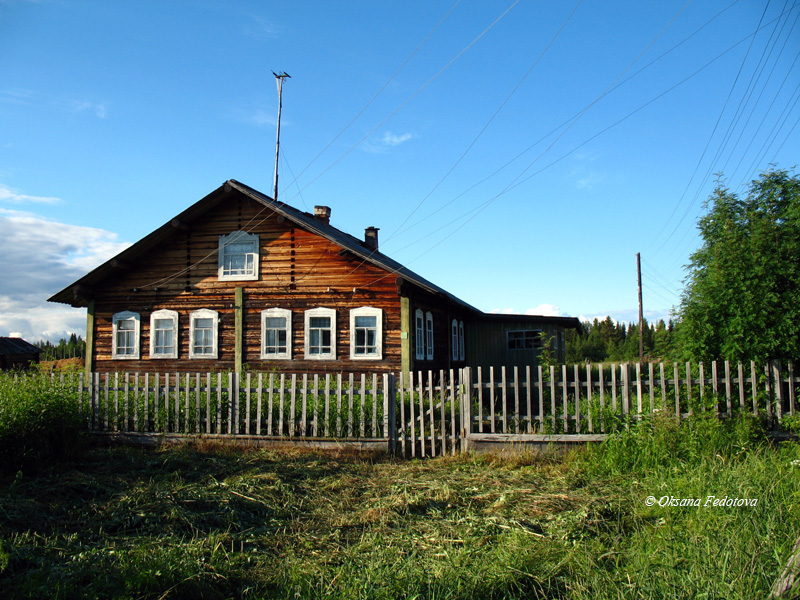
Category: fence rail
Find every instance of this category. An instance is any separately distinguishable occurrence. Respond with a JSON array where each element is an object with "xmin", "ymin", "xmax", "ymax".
[{"xmin": 12, "ymin": 359, "xmax": 799, "ymax": 456}]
